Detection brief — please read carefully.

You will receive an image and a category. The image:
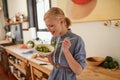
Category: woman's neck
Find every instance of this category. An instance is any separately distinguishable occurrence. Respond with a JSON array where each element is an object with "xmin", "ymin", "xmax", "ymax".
[{"xmin": 60, "ymin": 27, "xmax": 68, "ymax": 36}]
